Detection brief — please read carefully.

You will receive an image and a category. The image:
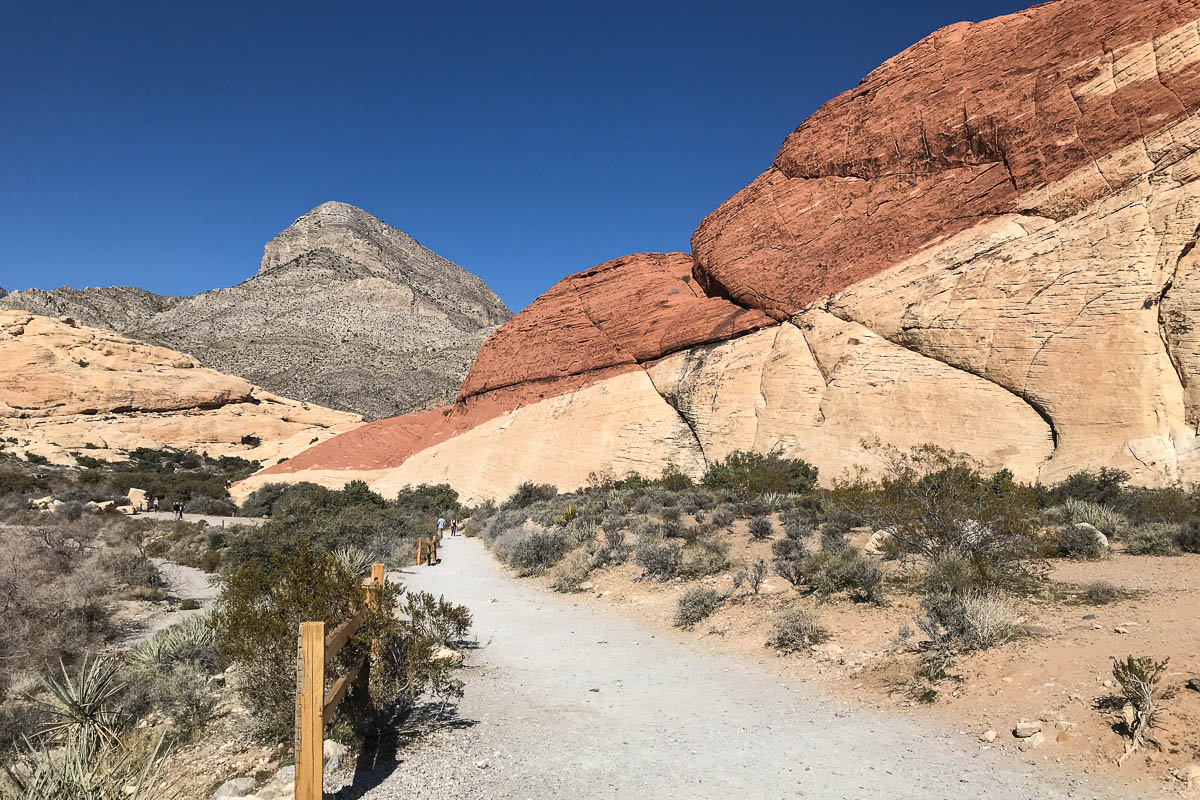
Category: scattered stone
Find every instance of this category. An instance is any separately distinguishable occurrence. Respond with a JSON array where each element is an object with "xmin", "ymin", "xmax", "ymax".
[
  {"xmin": 1114, "ymin": 626, "xmax": 1129, "ymax": 634},
  {"xmin": 1018, "ymin": 732, "xmax": 1047, "ymax": 752},
  {"xmin": 864, "ymin": 530, "xmax": 893, "ymax": 556},
  {"xmin": 980, "ymin": 730, "xmax": 997, "ymax": 743},
  {"xmin": 1013, "ymin": 721, "xmax": 1042, "ymax": 738},
  {"xmin": 1056, "ymin": 730, "xmax": 1079, "ymax": 744},
  {"xmin": 323, "ymin": 739, "xmax": 347, "ymax": 760},
  {"xmin": 1185, "ymin": 678, "xmax": 1200, "ymax": 693},
  {"xmin": 210, "ymin": 776, "xmax": 256, "ymax": 799},
  {"xmin": 1082, "ymin": 614, "xmax": 1097, "ymax": 620},
  {"xmin": 476, "ymin": 759, "xmax": 489, "ymax": 769},
  {"xmin": 432, "ymin": 645, "xmax": 465, "ymax": 666},
  {"xmin": 1071, "ymin": 522, "xmax": 1108, "ymax": 552}
]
